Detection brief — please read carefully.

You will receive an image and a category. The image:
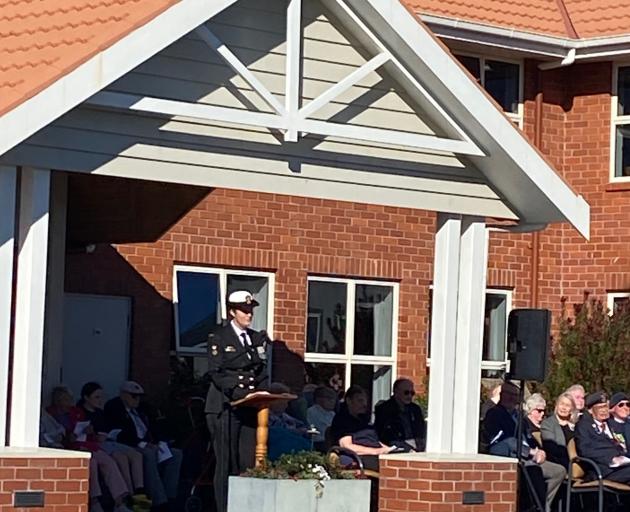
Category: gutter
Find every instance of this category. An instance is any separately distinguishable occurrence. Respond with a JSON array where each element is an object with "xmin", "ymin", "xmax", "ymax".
[{"xmin": 420, "ymin": 13, "xmax": 630, "ymax": 63}]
